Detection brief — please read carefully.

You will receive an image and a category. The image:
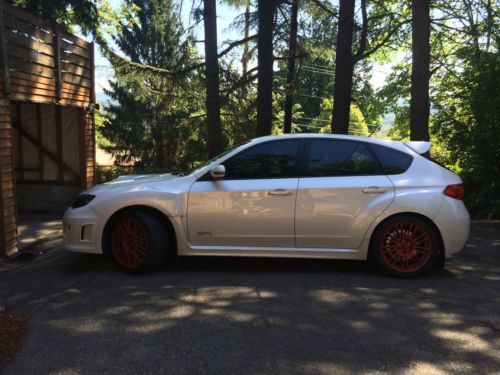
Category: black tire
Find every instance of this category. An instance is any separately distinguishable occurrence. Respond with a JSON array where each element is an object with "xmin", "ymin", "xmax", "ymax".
[
  {"xmin": 372, "ymin": 215, "xmax": 438, "ymax": 277},
  {"xmin": 108, "ymin": 209, "xmax": 172, "ymax": 273}
]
